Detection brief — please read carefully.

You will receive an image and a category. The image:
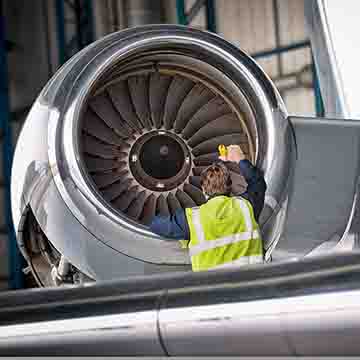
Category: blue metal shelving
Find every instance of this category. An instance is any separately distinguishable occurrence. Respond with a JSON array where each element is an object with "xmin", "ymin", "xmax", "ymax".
[
  {"xmin": 56, "ymin": 0, "xmax": 94, "ymax": 65},
  {"xmin": 0, "ymin": 4, "xmax": 24, "ymax": 289}
]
